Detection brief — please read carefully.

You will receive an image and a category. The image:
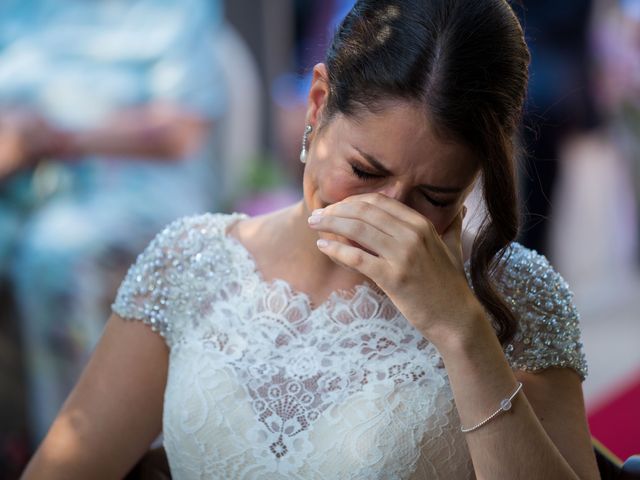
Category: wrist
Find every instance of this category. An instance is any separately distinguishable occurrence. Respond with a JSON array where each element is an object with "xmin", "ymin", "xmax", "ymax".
[{"xmin": 425, "ymin": 301, "xmax": 494, "ymax": 355}]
